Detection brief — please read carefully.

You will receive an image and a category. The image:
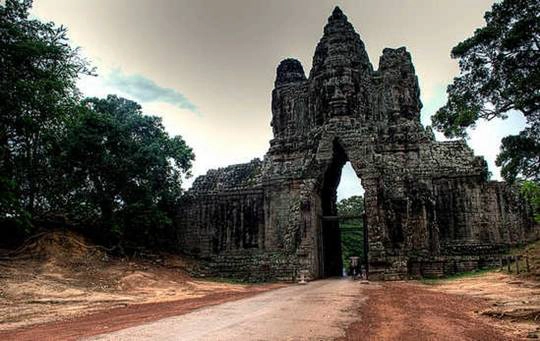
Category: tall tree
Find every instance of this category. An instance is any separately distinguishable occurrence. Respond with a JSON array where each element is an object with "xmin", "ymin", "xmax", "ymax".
[
  {"xmin": 431, "ymin": 0, "xmax": 539, "ymax": 182},
  {"xmin": 0, "ymin": 1, "xmax": 196, "ymax": 250},
  {"xmin": 0, "ymin": 0, "xmax": 90, "ymax": 233},
  {"xmin": 59, "ymin": 95, "xmax": 194, "ymax": 248}
]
